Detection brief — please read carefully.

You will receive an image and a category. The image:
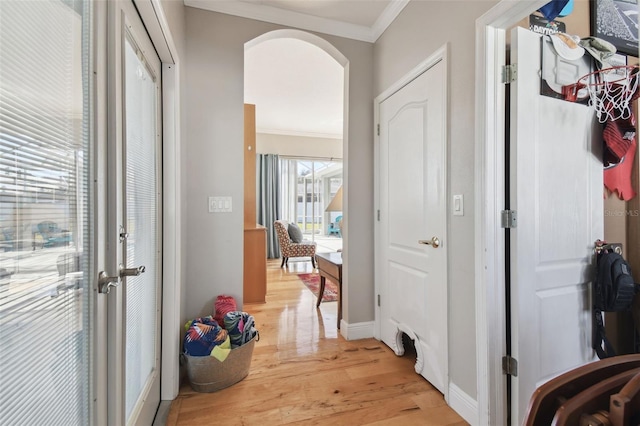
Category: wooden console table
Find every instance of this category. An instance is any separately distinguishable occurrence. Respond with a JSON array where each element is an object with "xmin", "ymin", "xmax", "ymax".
[{"xmin": 315, "ymin": 251, "xmax": 343, "ymax": 329}]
